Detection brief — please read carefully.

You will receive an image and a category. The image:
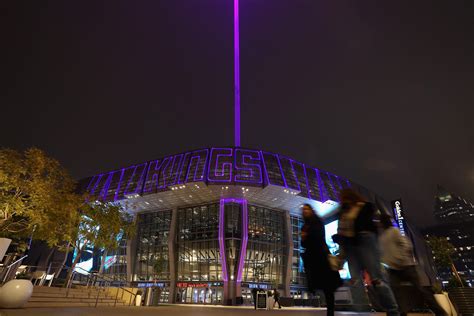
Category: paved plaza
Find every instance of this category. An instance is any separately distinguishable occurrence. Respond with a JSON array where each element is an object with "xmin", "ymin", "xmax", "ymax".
[
  {"xmin": 0, "ymin": 305, "xmax": 432, "ymax": 316},
  {"xmin": 1, "ymin": 306, "xmax": 331, "ymax": 316}
]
